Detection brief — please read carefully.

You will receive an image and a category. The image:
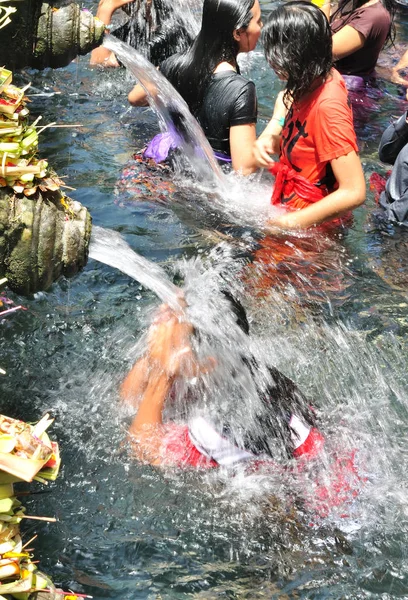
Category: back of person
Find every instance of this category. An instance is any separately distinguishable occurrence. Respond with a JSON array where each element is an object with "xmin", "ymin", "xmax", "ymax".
[{"xmin": 196, "ymin": 71, "xmax": 257, "ymax": 159}]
